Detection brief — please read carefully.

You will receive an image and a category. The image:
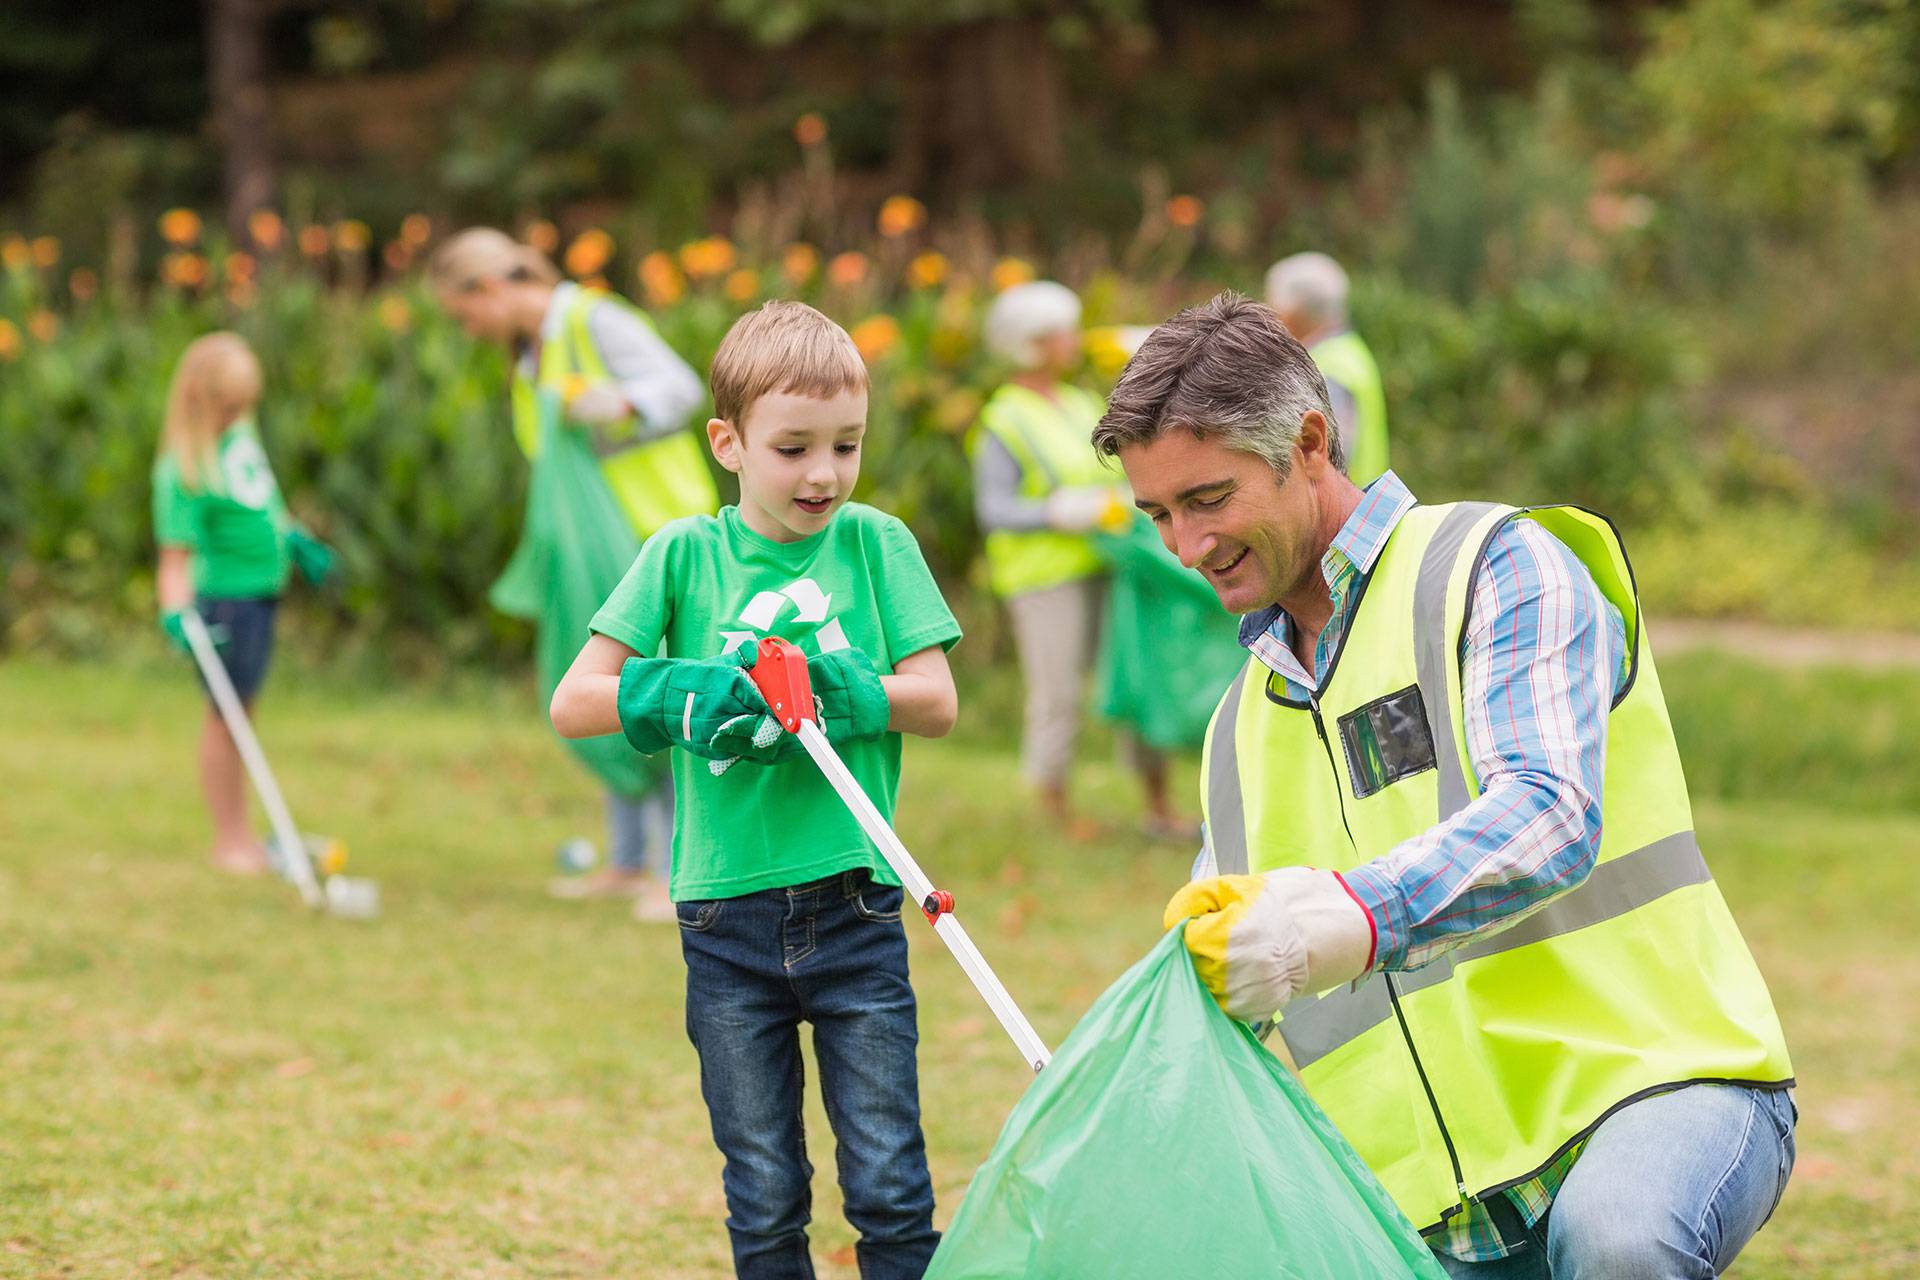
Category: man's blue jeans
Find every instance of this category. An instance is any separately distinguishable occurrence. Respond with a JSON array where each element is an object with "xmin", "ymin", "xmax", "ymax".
[
  {"xmin": 1435, "ymin": 1084, "xmax": 1797, "ymax": 1278},
  {"xmin": 679, "ymin": 870, "xmax": 939, "ymax": 1280}
]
